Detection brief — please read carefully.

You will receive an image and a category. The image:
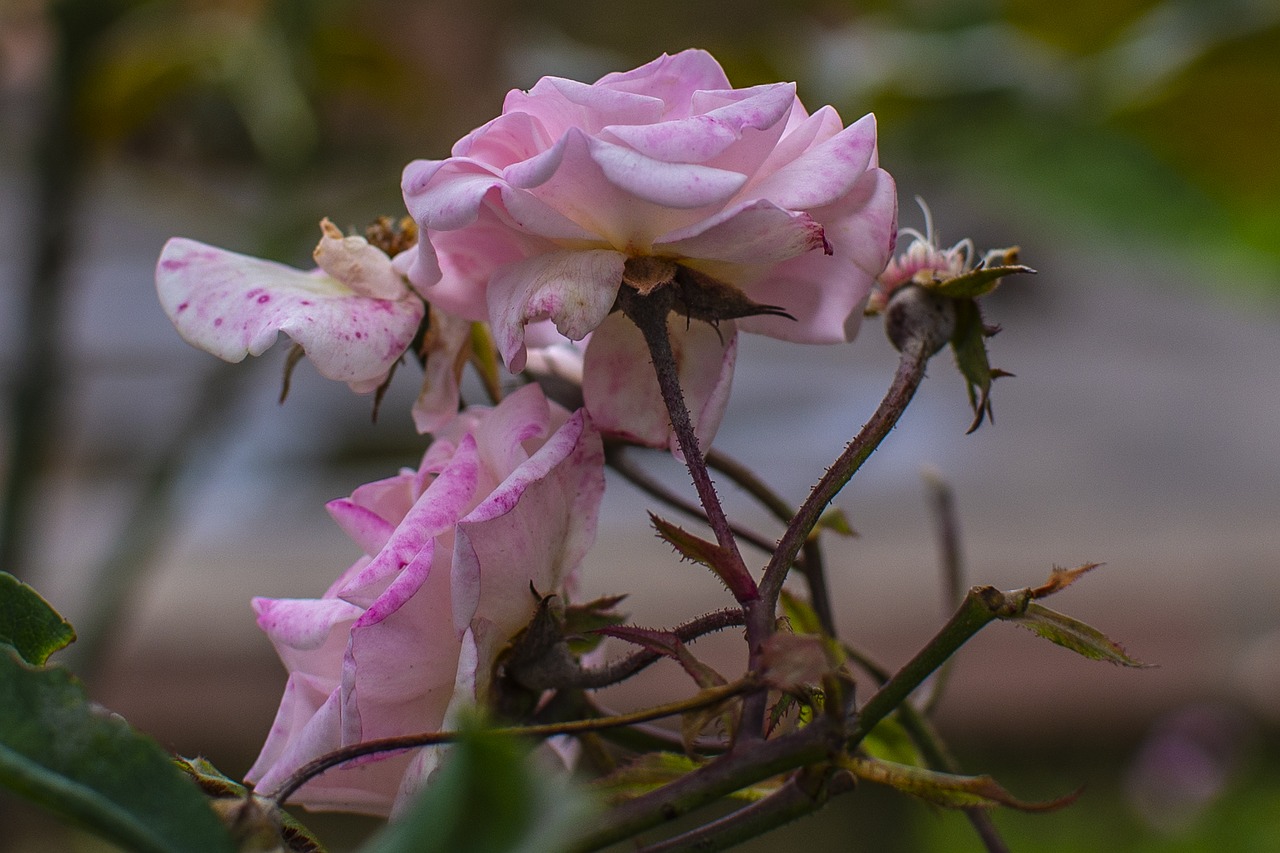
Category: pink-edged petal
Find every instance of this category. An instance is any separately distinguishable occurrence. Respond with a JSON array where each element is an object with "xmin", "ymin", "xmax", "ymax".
[
  {"xmin": 487, "ymin": 249, "xmax": 626, "ymax": 372},
  {"xmin": 656, "ymin": 199, "xmax": 827, "ymax": 265},
  {"xmin": 595, "ymin": 50, "xmax": 732, "ymax": 113},
  {"xmin": 504, "ymin": 75, "xmax": 665, "ymax": 137},
  {"xmin": 583, "ymin": 313, "xmax": 737, "ymax": 452},
  {"xmin": 452, "ymin": 407, "xmax": 604, "ymax": 632},
  {"xmin": 411, "ymin": 306, "xmax": 473, "ymax": 434},
  {"xmin": 471, "ymin": 381, "xmax": 553, "ymax": 475},
  {"xmin": 157, "ymin": 238, "xmax": 423, "ymax": 385},
  {"xmin": 250, "ymin": 688, "xmax": 415, "ymax": 815},
  {"xmin": 326, "ymin": 498, "xmax": 399, "ymax": 556},
  {"xmin": 343, "ymin": 542, "xmax": 460, "ymax": 741},
  {"xmin": 602, "ymin": 83, "xmax": 795, "ymax": 165},
  {"xmin": 253, "ymin": 596, "xmax": 363, "ymax": 676},
  {"xmin": 403, "ymin": 157, "xmax": 505, "ymax": 231},
  {"xmin": 737, "ymin": 167, "xmax": 897, "ymax": 342},
  {"xmin": 449, "ymin": 110, "xmax": 554, "ymax": 165},
  {"xmin": 741, "ymin": 112, "xmax": 879, "ymax": 211},
  {"xmin": 504, "ymin": 129, "xmax": 745, "ymax": 246}
]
